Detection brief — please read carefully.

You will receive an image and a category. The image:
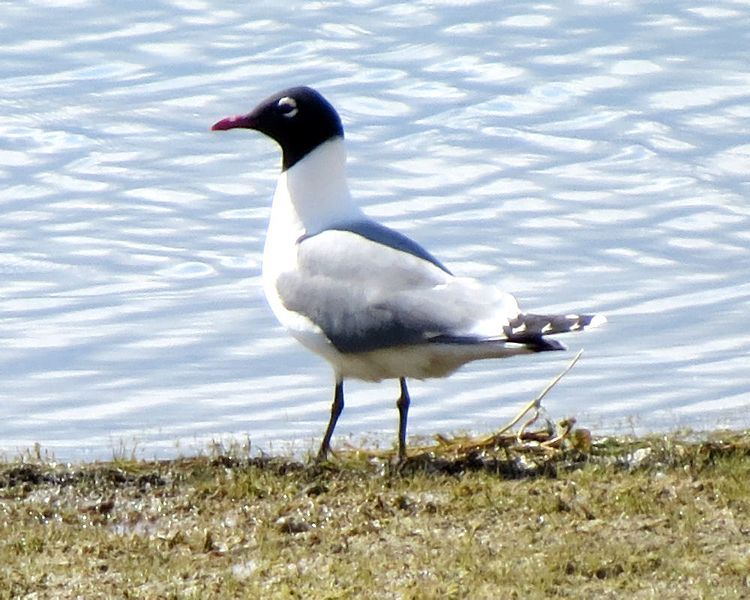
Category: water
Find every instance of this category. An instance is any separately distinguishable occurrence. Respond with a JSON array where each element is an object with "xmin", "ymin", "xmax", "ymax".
[{"xmin": 2, "ymin": 1, "xmax": 749, "ymax": 461}]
